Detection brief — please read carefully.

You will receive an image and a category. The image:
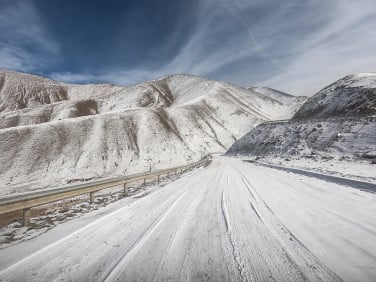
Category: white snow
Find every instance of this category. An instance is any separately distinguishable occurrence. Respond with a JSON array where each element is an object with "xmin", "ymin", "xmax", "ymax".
[
  {"xmin": 1, "ymin": 69, "xmax": 374, "ymax": 281},
  {"xmin": 0, "ymin": 157, "xmax": 375, "ymax": 281},
  {"xmin": 227, "ymin": 116, "xmax": 376, "ymax": 164},
  {"xmin": 248, "ymin": 86, "xmax": 307, "ymax": 106},
  {"xmin": 227, "ymin": 73, "xmax": 376, "ymax": 179},
  {"xmin": 255, "ymin": 156, "xmax": 376, "ymax": 184},
  {"xmin": 350, "ymin": 73, "xmax": 376, "ymax": 88},
  {"xmin": 294, "ymin": 73, "xmax": 376, "ymax": 119},
  {"xmin": 0, "ymin": 69, "xmax": 305, "ymax": 196},
  {"xmin": 0, "ymin": 169, "xmax": 187, "ymax": 248}
]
